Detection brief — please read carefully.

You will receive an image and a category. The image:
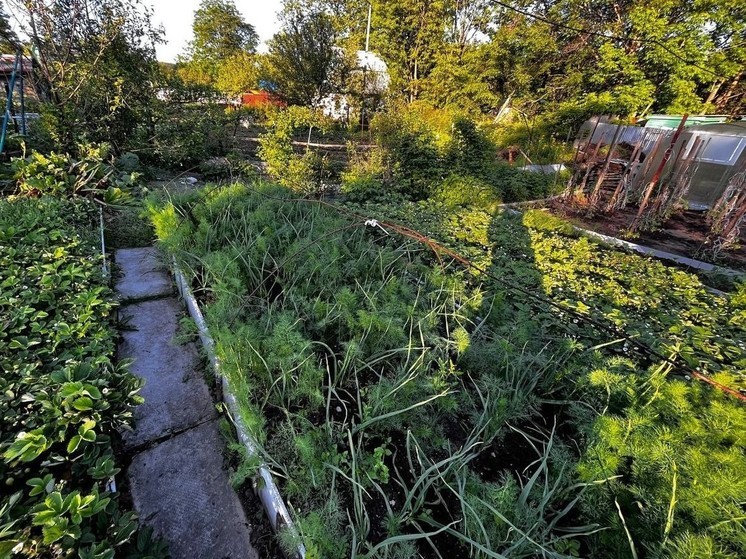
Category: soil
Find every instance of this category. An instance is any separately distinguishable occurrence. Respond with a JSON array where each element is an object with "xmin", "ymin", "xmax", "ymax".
[{"xmin": 545, "ymin": 199, "xmax": 746, "ymax": 272}]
